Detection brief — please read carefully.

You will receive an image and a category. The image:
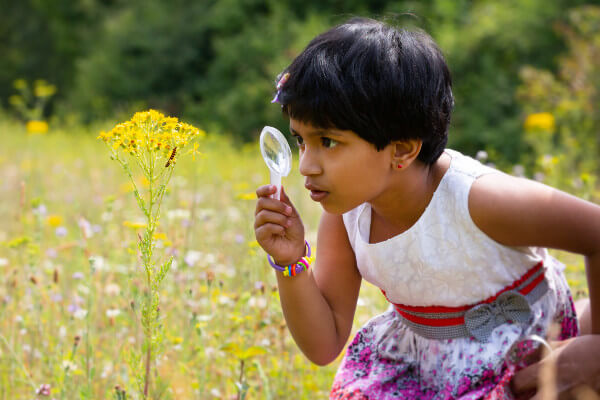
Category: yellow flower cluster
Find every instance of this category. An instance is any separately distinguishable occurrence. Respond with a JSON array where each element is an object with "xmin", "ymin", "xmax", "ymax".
[
  {"xmin": 26, "ymin": 120, "xmax": 49, "ymax": 134},
  {"xmin": 98, "ymin": 109, "xmax": 205, "ymax": 165},
  {"xmin": 524, "ymin": 112, "xmax": 555, "ymax": 132}
]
